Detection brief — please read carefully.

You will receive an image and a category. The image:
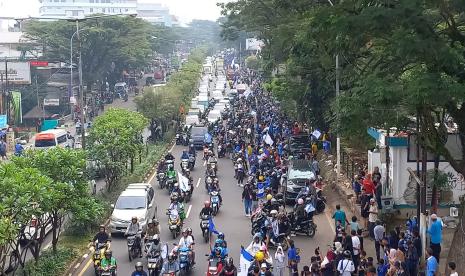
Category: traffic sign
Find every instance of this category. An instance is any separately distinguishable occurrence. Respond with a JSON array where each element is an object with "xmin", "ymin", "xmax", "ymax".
[{"xmin": 30, "ymin": 61, "xmax": 49, "ymax": 67}]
